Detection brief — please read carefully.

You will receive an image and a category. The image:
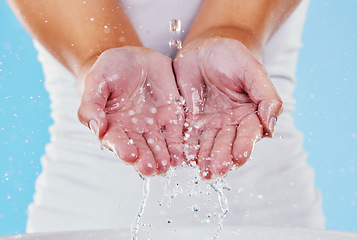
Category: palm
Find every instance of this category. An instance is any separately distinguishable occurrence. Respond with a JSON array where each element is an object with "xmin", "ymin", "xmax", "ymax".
[
  {"xmin": 174, "ymin": 38, "xmax": 282, "ymax": 179},
  {"xmin": 78, "ymin": 47, "xmax": 184, "ymax": 177}
]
